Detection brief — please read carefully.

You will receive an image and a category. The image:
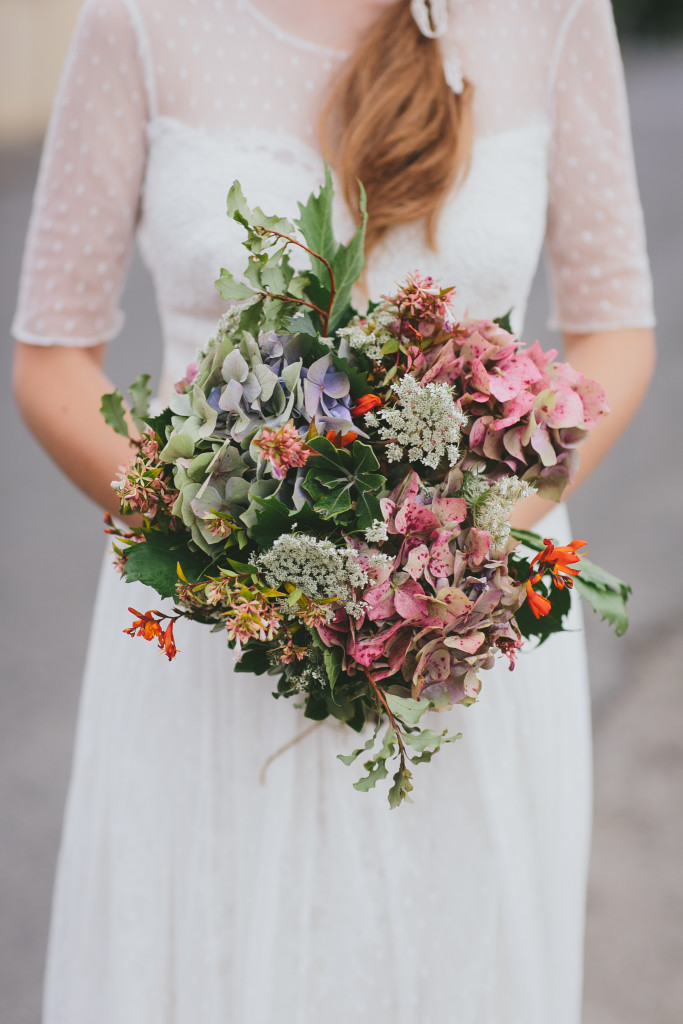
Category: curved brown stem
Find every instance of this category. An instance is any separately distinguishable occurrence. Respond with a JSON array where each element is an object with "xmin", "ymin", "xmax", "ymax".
[
  {"xmin": 365, "ymin": 670, "xmax": 408, "ymax": 772},
  {"xmin": 259, "ymin": 290, "xmax": 328, "ymax": 321},
  {"xmin": 262, "ymin": 228, "xmax": 336, "ymax": 334}
]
